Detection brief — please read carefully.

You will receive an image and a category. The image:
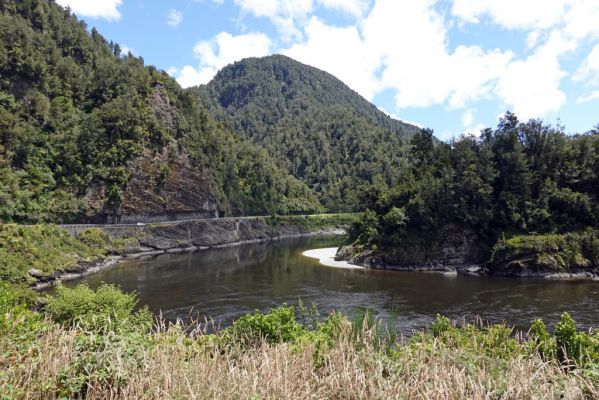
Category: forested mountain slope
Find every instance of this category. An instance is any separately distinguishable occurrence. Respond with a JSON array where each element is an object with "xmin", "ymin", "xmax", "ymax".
[
  {"xmin": 195, "ymin": 55, "xmax": 422, "ymax": 211},
  {"xmin": 0, "ymin": 0, "xmax": 321, "ymax": 223}
]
